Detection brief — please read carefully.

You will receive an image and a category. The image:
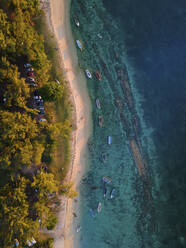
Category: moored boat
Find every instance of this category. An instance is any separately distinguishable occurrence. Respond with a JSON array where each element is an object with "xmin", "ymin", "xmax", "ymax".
[
  {"xmin": 76, "ymin": 40, "xmax": 82, "ymax": 51},
  {"xmin": 103, "ymin": 187, "xmax": 107, "ymax": 197},
  {"xmin": 89, "ymin": 208, "xmax": 95, "ymax": 217},
  {"xmin": 96, "ymin": 98, "xmax": 101, "ymax": 109},
  {"xmin": 110, "ymin": 188, "xmax": 115, "ymax": 199},
  {"xmin": 74, "ymin": 16, "xmax": 80, "ymax": 27},
  {"xmin": 101, "ymin": 152, "xmax": 106, "ymax": 162},
  {"xmin": 97, "ymin": 33, "xmax": 103, "ymax": 39},
  {"xmin": 102, "ymin": 176, "xmax": 112, "ymax": 184},
  {"xmin": 108, "ymin": 136, "xmax": 112, "ymax": 145},
  {"xmin": 98, "ymin": 115, "xmax": 103, "ymax": 127},
  {"xmin": 97, "ymin": 202, "xmax": 102, "ymax": 213},
  {"xmin": 95, "ymin": 71, "xmax": 101, "ymax": 81},
  {"xmin": 76, "ymin": 225, "xmax": 81, "ymax": 232},
  {"xmin": 85, "ymin": 69, "xmax": 92, "ymax": 79}
]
